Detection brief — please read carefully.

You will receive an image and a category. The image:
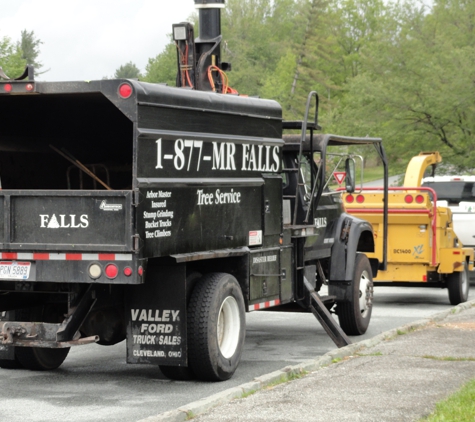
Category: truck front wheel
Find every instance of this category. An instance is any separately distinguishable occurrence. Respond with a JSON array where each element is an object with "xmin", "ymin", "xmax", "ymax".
[
  {"xmin": 188, "ymin": 273, "xmax": 245, "ymax": 381},
  {"xmin": 447, "ymin": 262, "xmax": 469, "ymax": 305},
  {"xmin": 337, "ymin": 253, "xmax": 373, "ymax": 335}
]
